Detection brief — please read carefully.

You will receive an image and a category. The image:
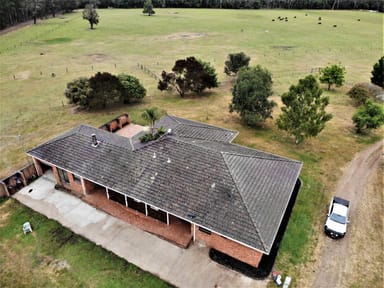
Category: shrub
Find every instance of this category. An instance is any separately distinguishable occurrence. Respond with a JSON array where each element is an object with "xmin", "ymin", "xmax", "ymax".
[
  {"xmin": 118, "ymin": 74, "xmax": 146, "ymax": 103},
  {"xmin": 224, "ymin": 52, "xmax": 251, "ymax": 76},
  {"xmin": 352, "ymin": 100, "xmax": 384, "ymax": 133},
  {"xmin": 65, "ymin": 77, "xmax": 91, "ymax": 108},
  {"xmin": 65, "ymin": 72, "xmax": 146, "ymax": 110},
  {"xmin": 139, "ymin": 126, "xmax": 166, "ymax": 143},
  {"xmin": 347, "ymin": 83, "xmax": 371, "ymax": 106},
  {"xmin": 371, "ymin": 56, "xmax": 384, "ymax": 88},
  {"xmin": 88, "ymin": 72, "xmax": 123, "ymax": 109}
]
